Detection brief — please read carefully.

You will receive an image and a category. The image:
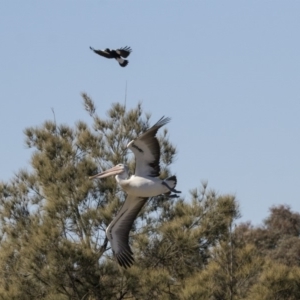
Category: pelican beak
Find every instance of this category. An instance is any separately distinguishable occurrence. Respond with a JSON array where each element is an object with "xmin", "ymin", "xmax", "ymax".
[{"xmin": 89, "ymin": 165, "xmax": 124, "ymax": 180}]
